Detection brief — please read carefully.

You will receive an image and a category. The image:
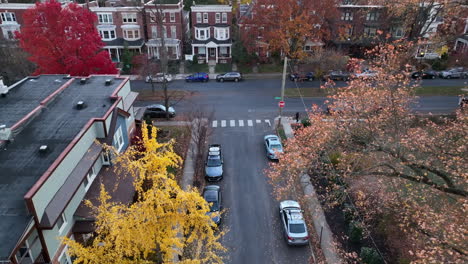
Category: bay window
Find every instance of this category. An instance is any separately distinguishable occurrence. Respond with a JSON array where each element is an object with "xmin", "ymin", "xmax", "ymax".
[
  {"xmin": 195, "ymin": 27, "xmax": 209, "ymax": 40},
  {"xmin": 123, "ymin": 29, "xmax": 140, "ymax": 40}
]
